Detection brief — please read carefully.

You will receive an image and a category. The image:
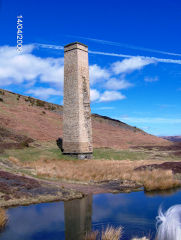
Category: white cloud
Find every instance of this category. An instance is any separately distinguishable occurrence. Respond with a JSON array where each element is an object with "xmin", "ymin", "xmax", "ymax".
[
  {"xmin": 105, "ymin": 78, "xmax": 133, "ymax": 90},
  {"xmin": 26, "ymin": 87, "xmax": 61, "ymax": 100},
  {"xmin": 90, "ymin": 89, "xmax": 126, "ymax": 102},
  {"xmin": 144, "ymin": 76, "xmax": 159, "ymax": 82},
  {"xmin": 99, "ymin": 91, "xmax": 126, "ymax": 102},
  {"xmin": 111, "ymin": 57, "xmax": 154, "ymax": 74},
  {"xmin": 90, "ymin": 88, "xmax": 100, "ymax": 101},
  {"xmin": 0, "ymin": 45, "xmax": 64, "ymax": 88},
  {"xmin": 0, "ymin": 44, "xmax": 156, "ymax": 103},
  {"xmin": 89, "ymin": 64, "xmax": 110, "ymax": 84},
  {"xmin": 0, "ymin": 45, "xmax": 129, "ymax": 103}
]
